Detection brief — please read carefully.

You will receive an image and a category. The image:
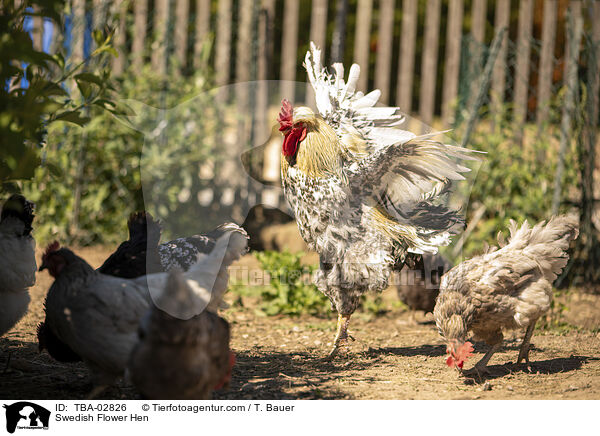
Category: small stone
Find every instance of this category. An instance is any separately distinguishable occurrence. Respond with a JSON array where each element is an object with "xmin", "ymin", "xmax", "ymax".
[
  {"xmin": 482, "ymin": 381, "xmax": 492, "ymax": 391},
  {"xmin": 506, "ymin": 386, "xmax": 514, "ymax": 391}
]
